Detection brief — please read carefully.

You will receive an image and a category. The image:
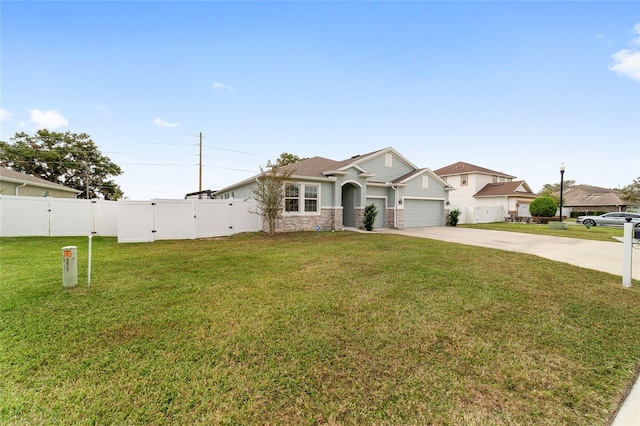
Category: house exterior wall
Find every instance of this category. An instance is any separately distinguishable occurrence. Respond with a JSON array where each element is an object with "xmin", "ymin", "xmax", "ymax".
[
  {"xmin": 0, "ymin": 181, "xmax": 78, "ymax": 198},
  {"xmin": 271, "ymin": 207, "xmax": 342, "ymax": 232},
  {"xmin": 357, "ymin": 152, "xmax": 414, "ymax": 183},
  {"xmin": 401, "ymin": 174, "xmax": 449, "ymax": 199}
]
